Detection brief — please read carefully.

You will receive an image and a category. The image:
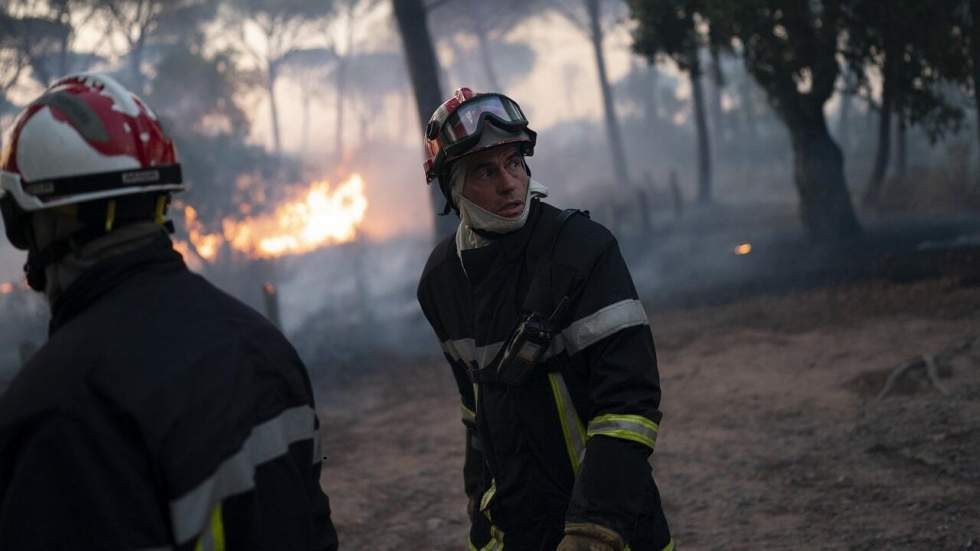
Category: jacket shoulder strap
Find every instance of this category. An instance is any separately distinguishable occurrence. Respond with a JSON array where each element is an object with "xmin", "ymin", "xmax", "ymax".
[{"xmin": 522, "ymin": 208, "xmax": 588, "ymax": 319}]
